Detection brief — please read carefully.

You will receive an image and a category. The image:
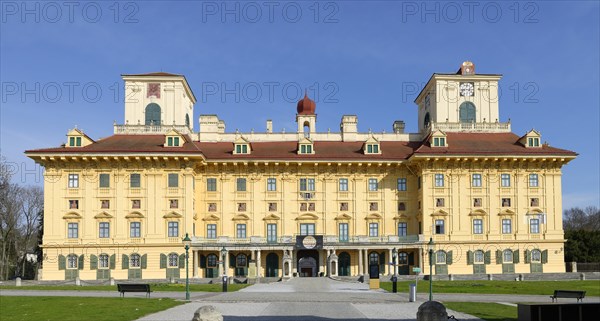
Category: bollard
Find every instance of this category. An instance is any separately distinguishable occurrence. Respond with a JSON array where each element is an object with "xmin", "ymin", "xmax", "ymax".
[
  {"xmin": 409, "ymin": 283, "xmax": 417, "ymax": 302},
  {"xmin": 222, "ymin": 276, "xmax": 228, "ymax": 292},
  {"xmin": 416, "ymin": 301, "xmax": 448, "ymax": 321},
  {"xmin": 15, "ymin": 277, "xmax": 21, "ymax": 287},
  {"xmin": 110, "ymin": 277, "xmax": 115, "ymax": 286},
  {"xmin": 448, "ymin": 274, "xmax": 454, "ymax": 281},
  {"xmin": 519, "ymin": 274, "xmax": 524, "ymax": 281},
  {"xmin": 580, "ymin": 273, "xmax": 586, "ymax": 281},
  {"xmin": 192, "ymin": 305, "xmax": 223, "ymax": 321},
  {"xmin": 487, "ymin": 274, "xmax": 493, "ymax": 281},
  {"xmin": 75, "ymin": 276, "xmax": 81, "ymax": 286}
]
